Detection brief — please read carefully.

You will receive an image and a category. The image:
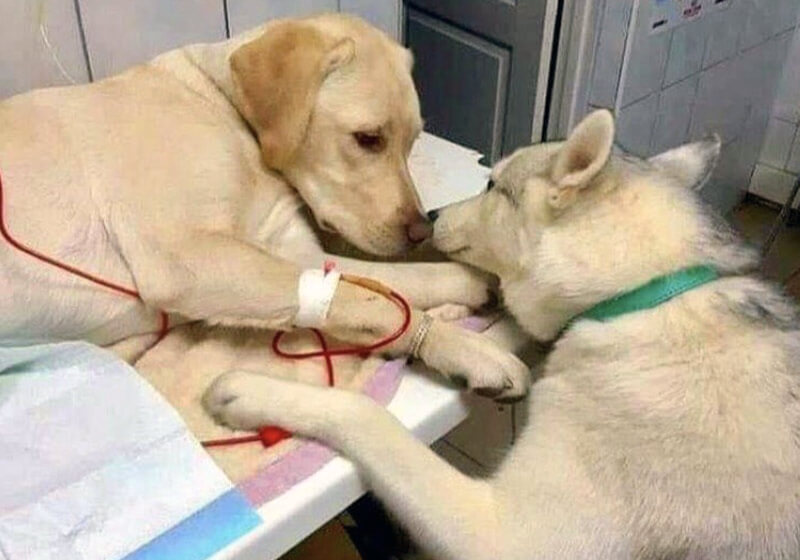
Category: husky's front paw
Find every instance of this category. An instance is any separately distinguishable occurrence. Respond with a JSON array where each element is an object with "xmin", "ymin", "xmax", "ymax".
[
  {"xmin": 461, "ymin": 338, "xmax": 530, "ymax": 403},
  {"xmin": 203, "ymin": 370, "xmax": 276, "ymax": 431},
  {"xmin": 422, "ymin": 324, "xmax": 530, "ymax": 402},
  {"xmin": 204, "ymin": 371, "xmax": 362, "ymax": 441}
]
